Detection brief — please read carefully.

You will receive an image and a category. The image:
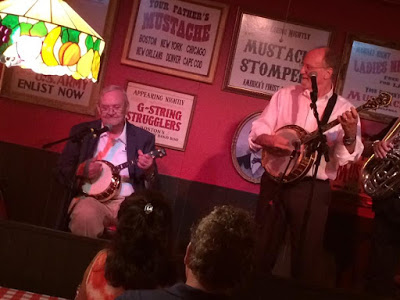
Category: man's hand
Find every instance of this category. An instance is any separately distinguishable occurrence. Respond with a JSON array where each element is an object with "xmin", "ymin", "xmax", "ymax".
[
  {"xmin": 76, "ymin": 159, "xmax": 103, "ymax": 180},
  {"xmin": 254, "ymin": 134, "xmax": 292, "ymax": 156},
  {"xmin": 137, "ymin": 149, "xmax": 154, "ymax": 171},
  {"xmin": 373, "ymin": 140, "xmax": 393, "ymax": 159},
  {"xmin": 86, "ymin": 161, "xmax": 103, "ymax": 180},
  {"xmin": 338, "ymin": 107, "xmax": 358, "ymax": 139}
]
